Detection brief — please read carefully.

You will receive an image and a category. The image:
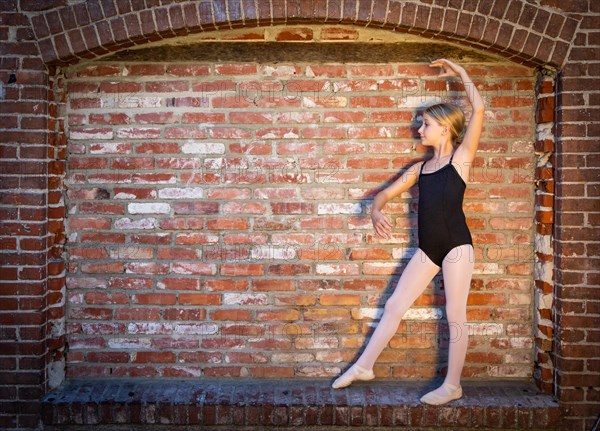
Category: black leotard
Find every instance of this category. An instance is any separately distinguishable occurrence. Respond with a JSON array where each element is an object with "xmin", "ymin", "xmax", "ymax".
[{"xmin": 418, "ymin": 153, "xmax": 472, "ymax": 267}]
